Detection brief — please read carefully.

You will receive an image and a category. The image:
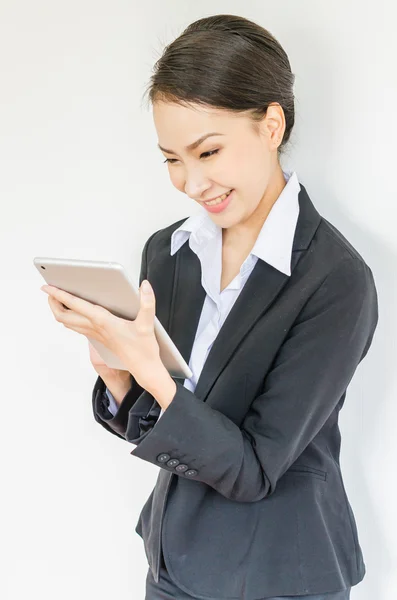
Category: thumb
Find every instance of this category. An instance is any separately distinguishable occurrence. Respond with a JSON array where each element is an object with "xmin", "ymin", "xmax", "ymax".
[{"xmin": 135, "ymin": 279, "xmax": 156, "ymax": 331}]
